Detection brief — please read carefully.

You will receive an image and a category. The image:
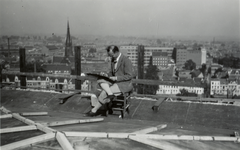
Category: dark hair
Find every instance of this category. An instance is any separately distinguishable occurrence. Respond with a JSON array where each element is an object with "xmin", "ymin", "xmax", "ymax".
[{"xmin": 106, "ymin": 45, "xmax": 119, "ymax": 53}]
